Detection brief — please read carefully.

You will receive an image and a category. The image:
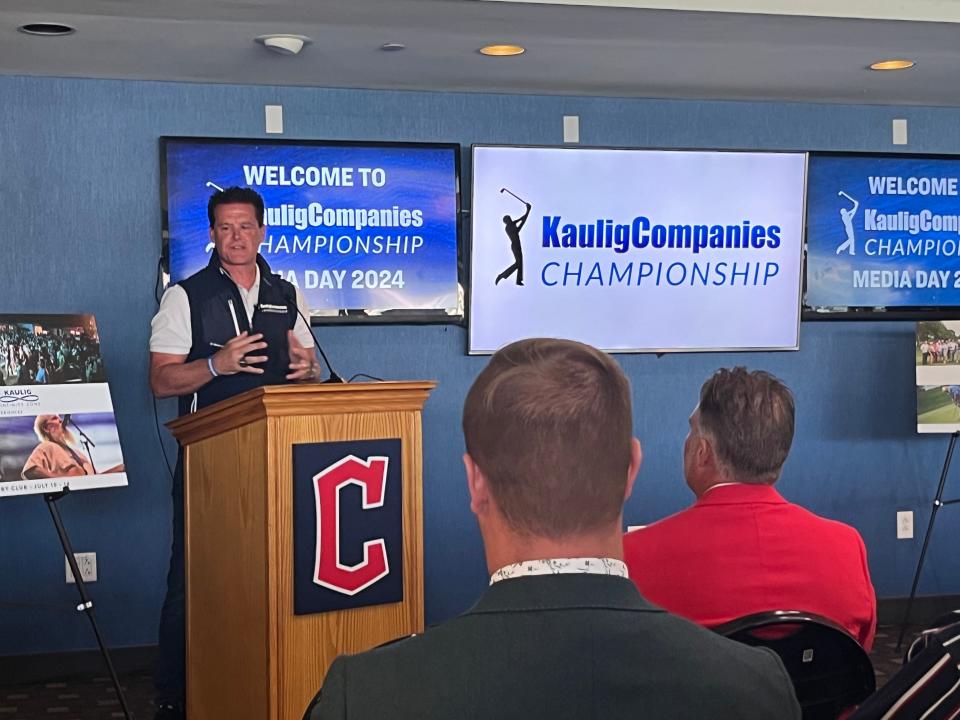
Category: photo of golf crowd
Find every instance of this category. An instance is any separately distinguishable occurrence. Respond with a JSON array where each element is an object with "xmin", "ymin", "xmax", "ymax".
[
  {"xmin": 916, "ymin": 321, "xmax": 960, "ymax": 428},
  {"xmin": 1, "ymin": 314, "xmax": 106, "ymax": 386}
]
